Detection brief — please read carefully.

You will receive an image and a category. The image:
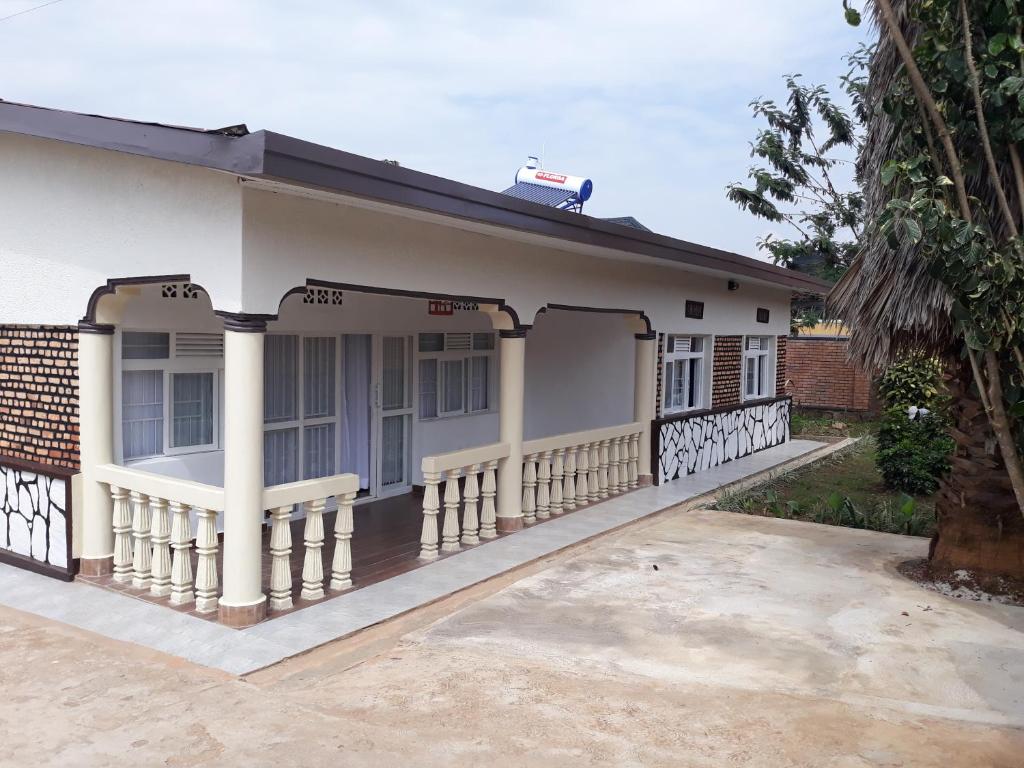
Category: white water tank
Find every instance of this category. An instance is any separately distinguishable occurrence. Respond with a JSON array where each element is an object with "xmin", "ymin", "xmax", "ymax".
[{"xmin": 514, "ymin": 165, "xmax": 593, "ymax": 202}]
